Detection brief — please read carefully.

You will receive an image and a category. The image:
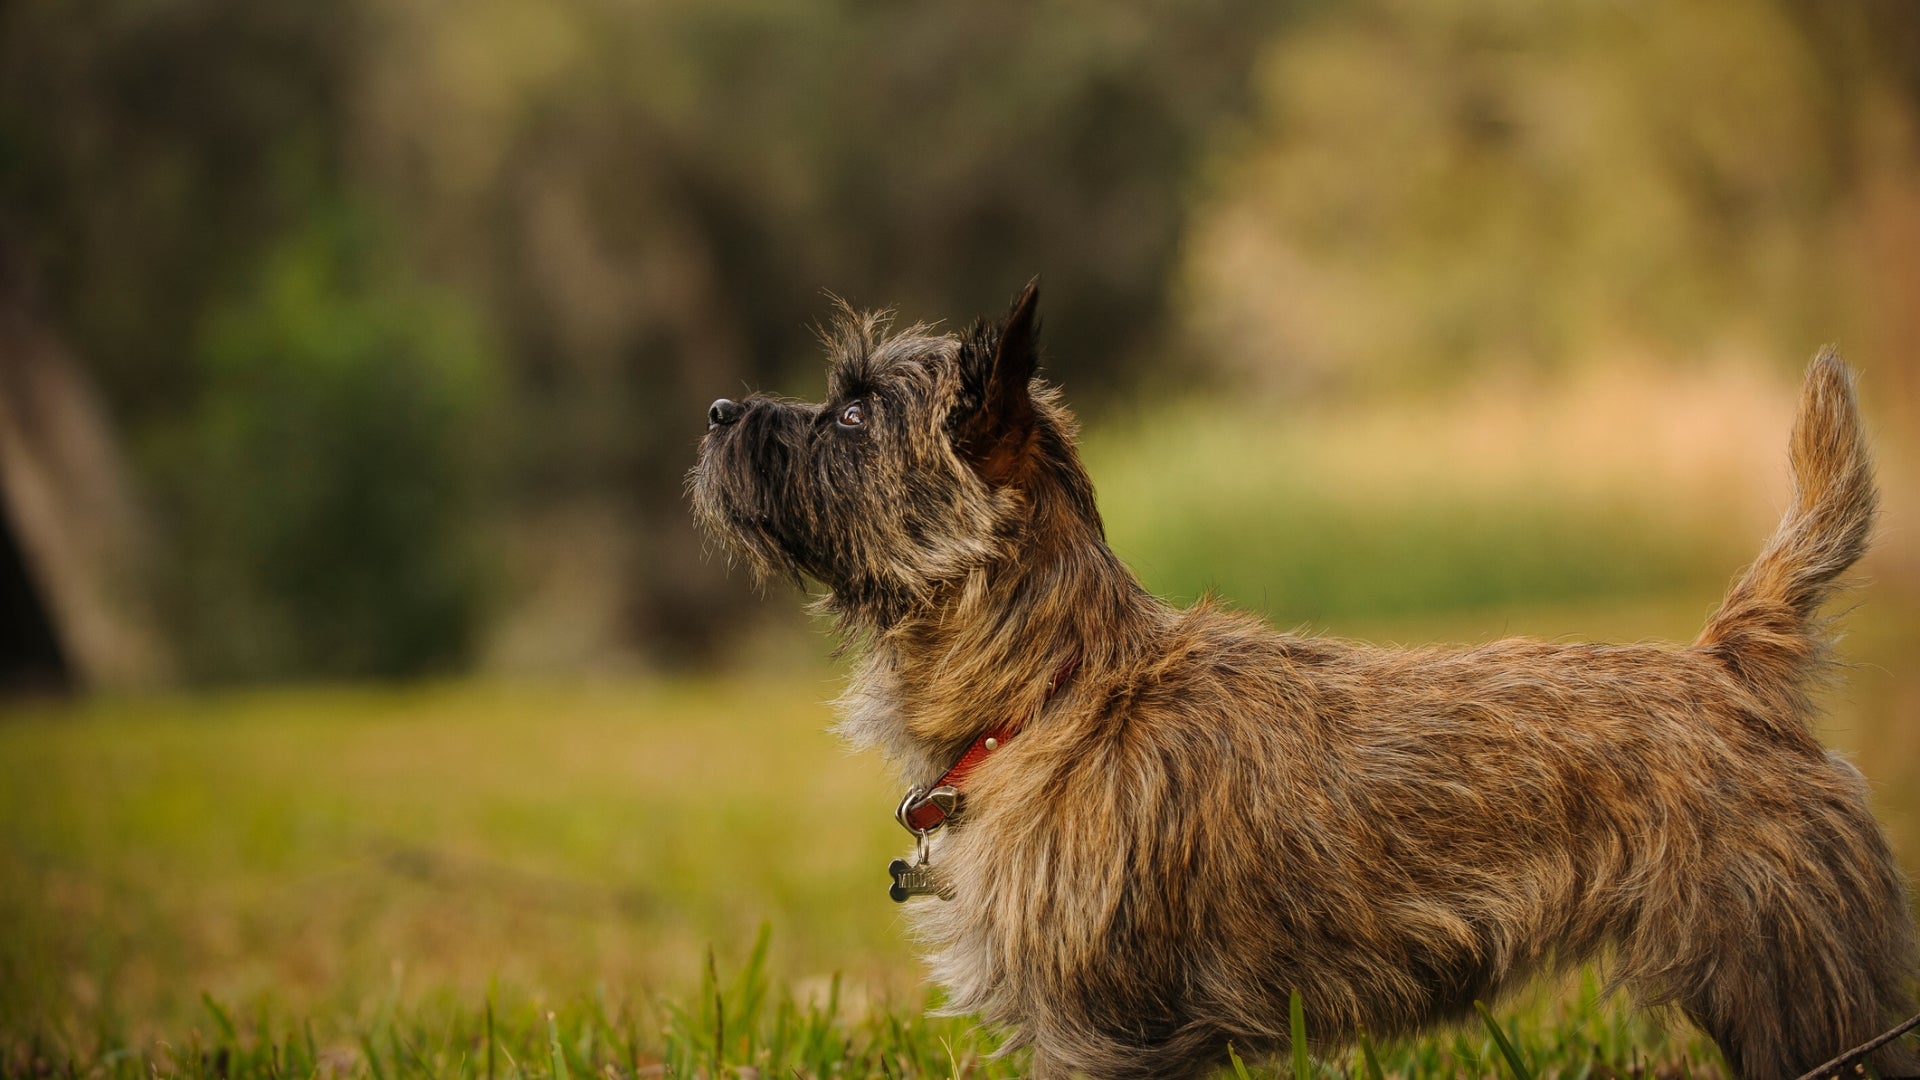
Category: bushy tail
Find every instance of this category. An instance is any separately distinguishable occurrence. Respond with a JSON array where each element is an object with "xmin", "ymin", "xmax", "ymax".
[{"xmin": 1695, "ymin": 350, "xmax": 1877, "ymax": 720}]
